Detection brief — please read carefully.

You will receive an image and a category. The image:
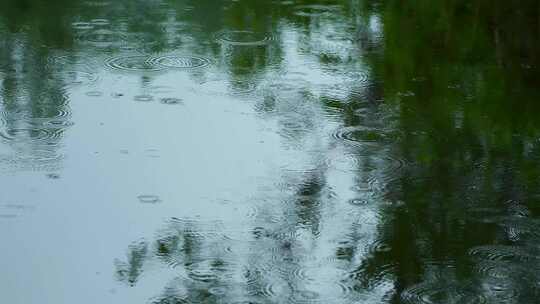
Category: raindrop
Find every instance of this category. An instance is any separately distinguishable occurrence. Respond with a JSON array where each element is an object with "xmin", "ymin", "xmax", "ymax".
[
  {"xmin": 85, "ymin": 91, "xmax": 103, "ymax": 97},
  {"xmin": 46, "ymin": 173, "xmax": 60, "ymax": 179},
  {"xmin": 215, "ymin": 30, "xmax": 274, "ymax": 46},
  {"xmin": 137, "ymin": 195, "xmax": 161, "ymax": 204},
  {"xmin": 160, "ymin": 98, "xmax": 183, "ymax": 105},
  {"xmin": 348, "ymin": 198, "xmax": 370, "ymax": 206},
  {"xmin": 134, "ymin": 95, "xmax": 154, "ymax": 102}
]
